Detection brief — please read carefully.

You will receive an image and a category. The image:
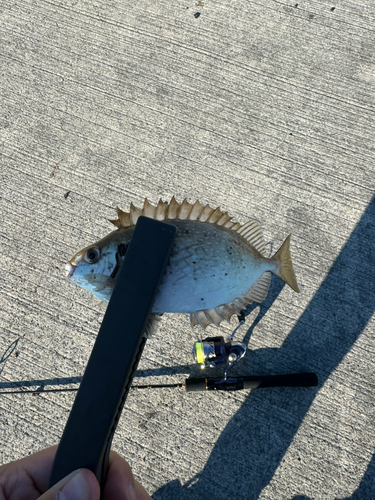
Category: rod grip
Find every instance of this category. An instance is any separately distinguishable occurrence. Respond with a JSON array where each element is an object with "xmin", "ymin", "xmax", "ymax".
[
  {"xmin": 185, "ymin": 373, "xmax": 318, "ymax": 392},
  {"xmin": 242, "ymin": 372, "xmax": 318, "ymax": 389}
]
